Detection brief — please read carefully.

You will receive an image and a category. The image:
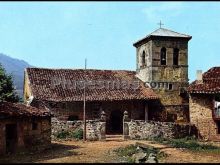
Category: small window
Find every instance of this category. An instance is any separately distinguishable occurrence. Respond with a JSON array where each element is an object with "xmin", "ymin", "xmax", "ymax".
[
  {"xmin": 32, "ymin": 122, "xmax": 38, "ymax": 130},
  {"xmin": 168, "ymin": 84, "xmax": 173, "ymax": 90},
  {"xmin": 141, "ymin": 51, "xmax": 146, "ymax": 66},
  {"xmin": 68, "ymin": 115, "xmax": 79, "ymax": 121},
  {"xmin": 160, "ymin": 47, "xmax": 166, "ymax": 65},
  {"xmin": 173, "ymin": 48, "xmax": 179, "ymax": 65}
]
